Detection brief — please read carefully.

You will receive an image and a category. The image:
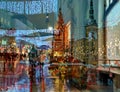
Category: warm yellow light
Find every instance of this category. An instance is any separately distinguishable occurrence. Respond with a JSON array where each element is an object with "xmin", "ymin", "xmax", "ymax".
[
  {"xmin": 54, "ymin": 51, "xmax": 62, "ymax": 57},
  {"xmin": 48, "ymin": 26, "xmax": 53, "ymax": 31}
]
